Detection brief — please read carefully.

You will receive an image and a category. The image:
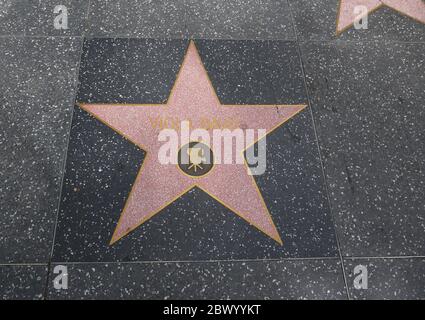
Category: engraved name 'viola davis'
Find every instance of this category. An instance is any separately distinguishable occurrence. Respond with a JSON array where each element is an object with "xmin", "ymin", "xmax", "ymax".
[{"xmin": 157, "ymin": 120, "xmax": 267, "ymax": 176}]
